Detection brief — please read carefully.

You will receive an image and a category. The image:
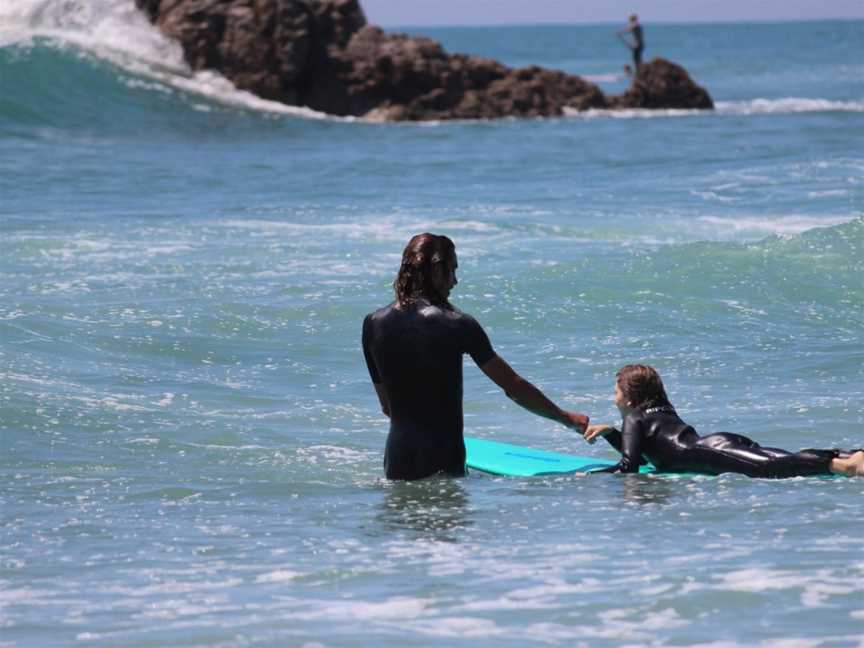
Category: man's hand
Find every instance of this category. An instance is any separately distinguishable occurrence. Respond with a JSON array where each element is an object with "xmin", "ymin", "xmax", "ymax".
[
  {"xmin": 563, "ymin": 411, "xmax": 590, "ymax": 433},
  {"xmin": 584, "ymin": 423, "xmax": 615, "ymax": 444}
]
